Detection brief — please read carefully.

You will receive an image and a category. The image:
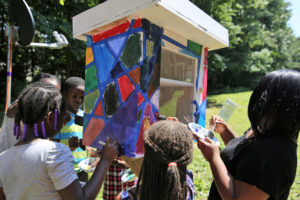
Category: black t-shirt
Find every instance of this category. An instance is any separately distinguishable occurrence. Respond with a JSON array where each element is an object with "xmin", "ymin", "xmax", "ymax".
[{"xmin": 208, "ymin": 133, "xmax": 297, "ymax": 200}]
